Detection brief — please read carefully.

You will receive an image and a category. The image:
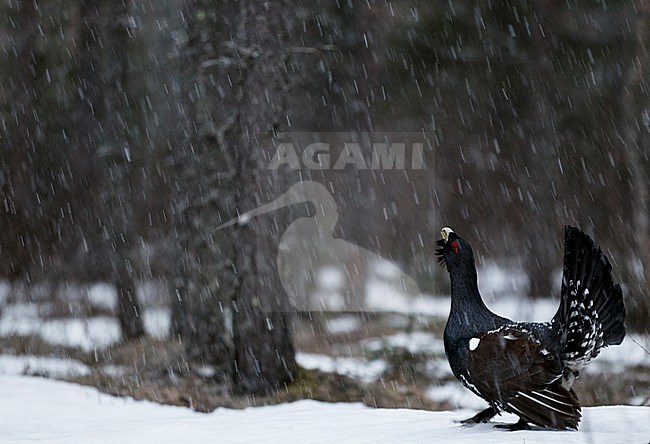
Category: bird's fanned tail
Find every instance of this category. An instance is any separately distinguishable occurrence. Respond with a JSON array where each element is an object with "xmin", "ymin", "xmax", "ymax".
[{"xmin": 553, "ymin": 226, "xmax": 626, "ymax": 369}]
